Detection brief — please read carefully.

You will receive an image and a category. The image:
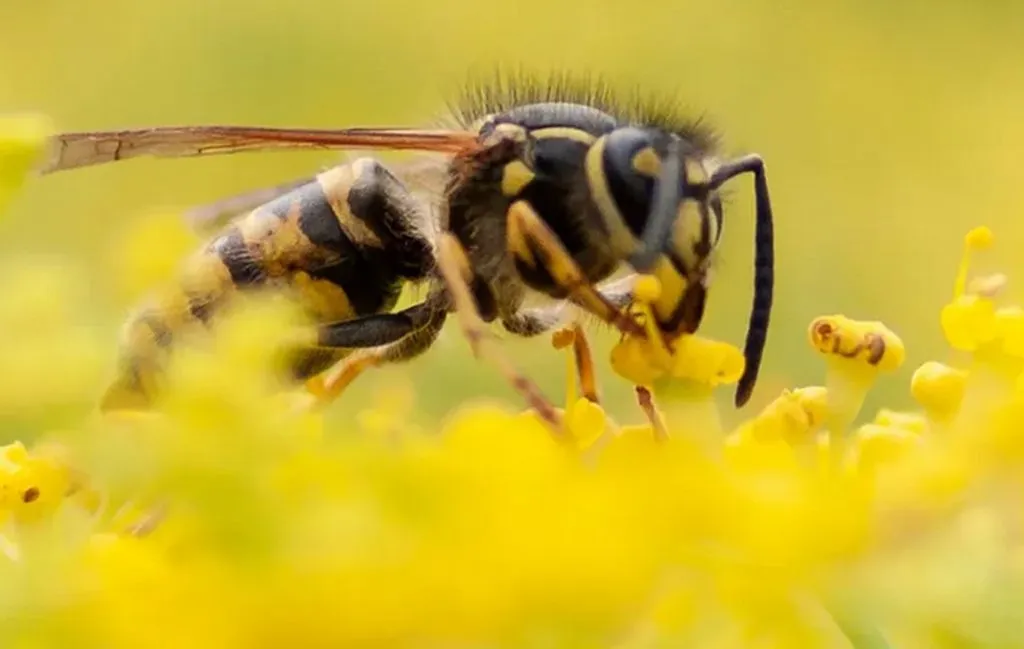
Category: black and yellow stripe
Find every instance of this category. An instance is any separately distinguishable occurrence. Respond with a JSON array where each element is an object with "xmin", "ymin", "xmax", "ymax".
[{"xmin": 102, "ymin": 157, "xmax": 433, "ymax": 411}]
